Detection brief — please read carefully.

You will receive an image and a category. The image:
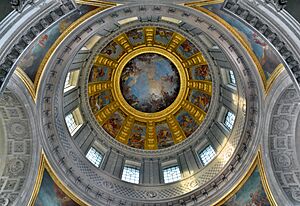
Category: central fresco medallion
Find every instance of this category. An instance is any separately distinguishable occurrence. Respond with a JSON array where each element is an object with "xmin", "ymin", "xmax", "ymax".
[
  {"xmin": 88, "ymin": 26, "xmax": 213, "ymax": 150},
  {"xmin": 120, "ymin": 53, "xmax": 180, "ymax": 113}
]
